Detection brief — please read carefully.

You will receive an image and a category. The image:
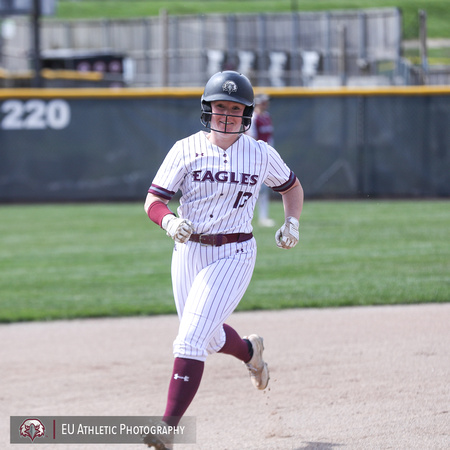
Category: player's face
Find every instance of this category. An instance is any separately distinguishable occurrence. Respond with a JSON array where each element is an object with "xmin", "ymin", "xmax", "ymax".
[
  {"xmin": 210, "ymin": 100, "xmax": 245, "ymax": 134},
  {"xmin": 259, "ymin": 100, "xmax": 269, "ymax": 111}
]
